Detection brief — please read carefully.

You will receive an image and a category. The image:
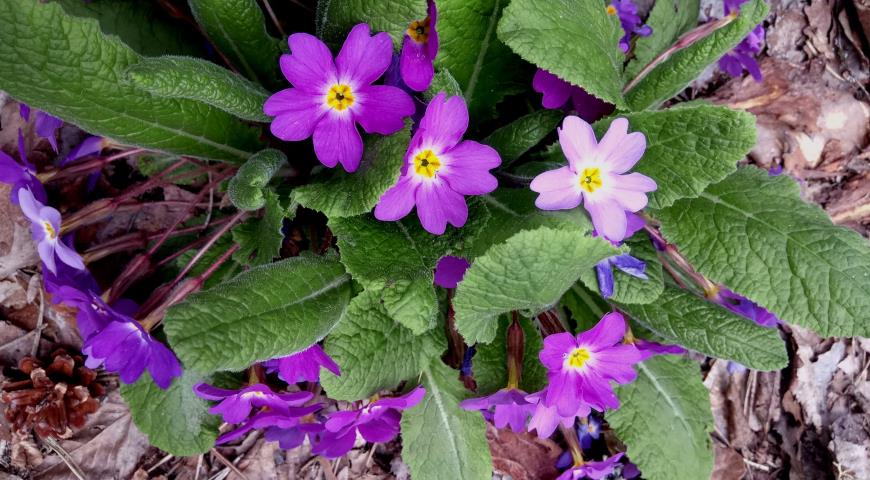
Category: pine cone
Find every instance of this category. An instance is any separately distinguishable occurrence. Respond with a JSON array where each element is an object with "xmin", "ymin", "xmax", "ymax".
[{"xmin": 1, "ymin": 349, "xmax": 104, "ymax": 438}]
